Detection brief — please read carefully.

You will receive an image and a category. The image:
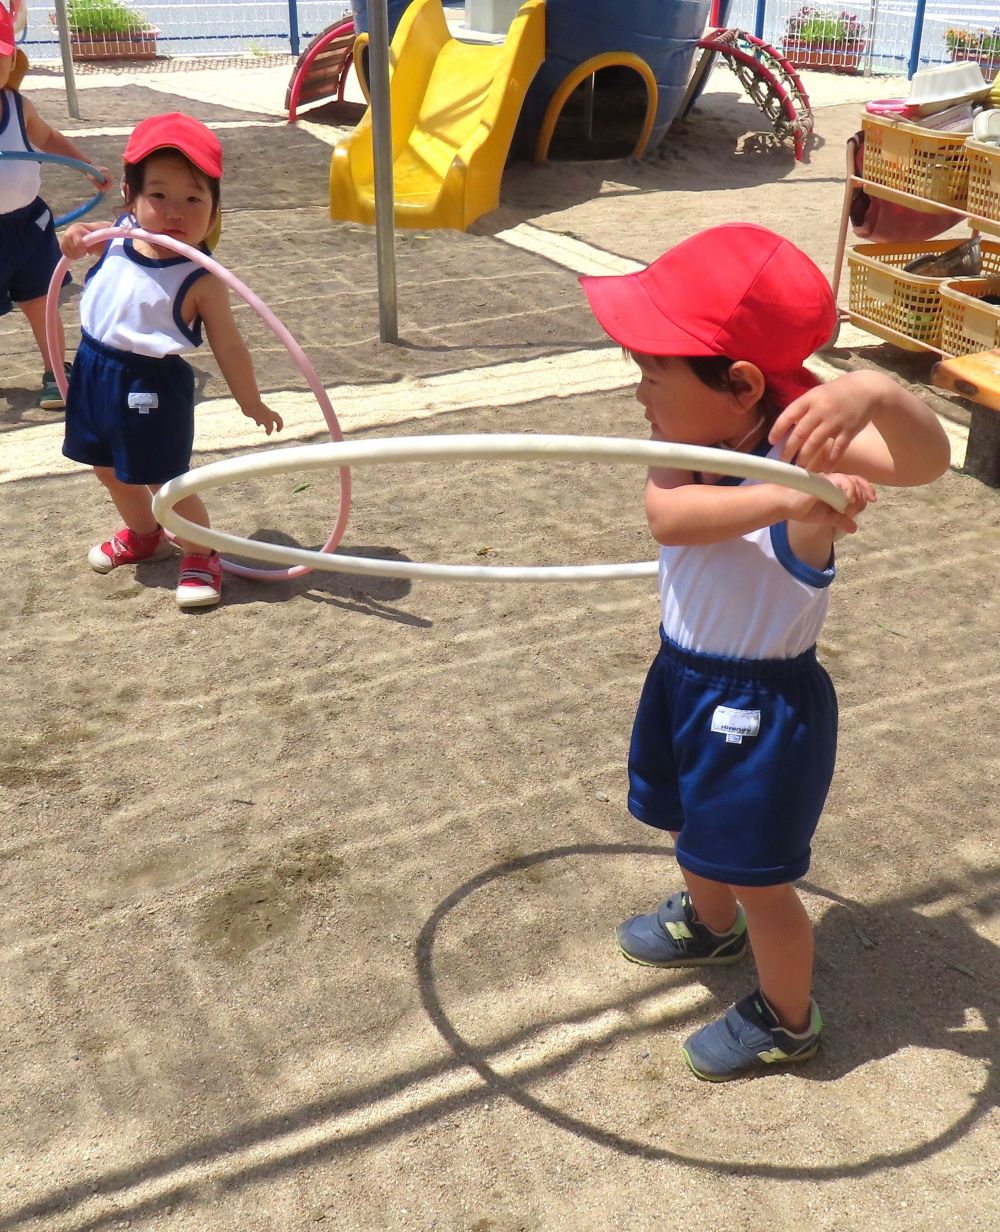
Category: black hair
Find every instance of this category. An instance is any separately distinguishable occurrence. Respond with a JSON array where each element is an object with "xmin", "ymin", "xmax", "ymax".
[
  {"xmin": 122, "ymin": 149, "xmax": 221, "ymax": 215},
  {"xmin": 626, "ymin": 349, "xmax": 779, "ymax": 425}
]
